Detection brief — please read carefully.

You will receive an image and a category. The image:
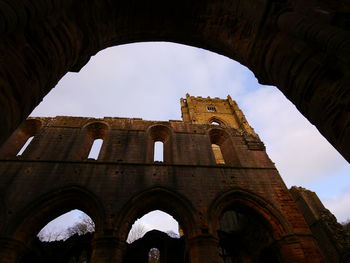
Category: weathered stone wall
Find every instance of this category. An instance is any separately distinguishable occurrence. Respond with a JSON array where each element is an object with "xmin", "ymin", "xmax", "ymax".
[
  {"xmin": 0, "ymin": 116, "xmax": 325, "ymax": 262},
  {"xmin": 290, "ymin": 187, "xmax": 350, "ymax": 263}
]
